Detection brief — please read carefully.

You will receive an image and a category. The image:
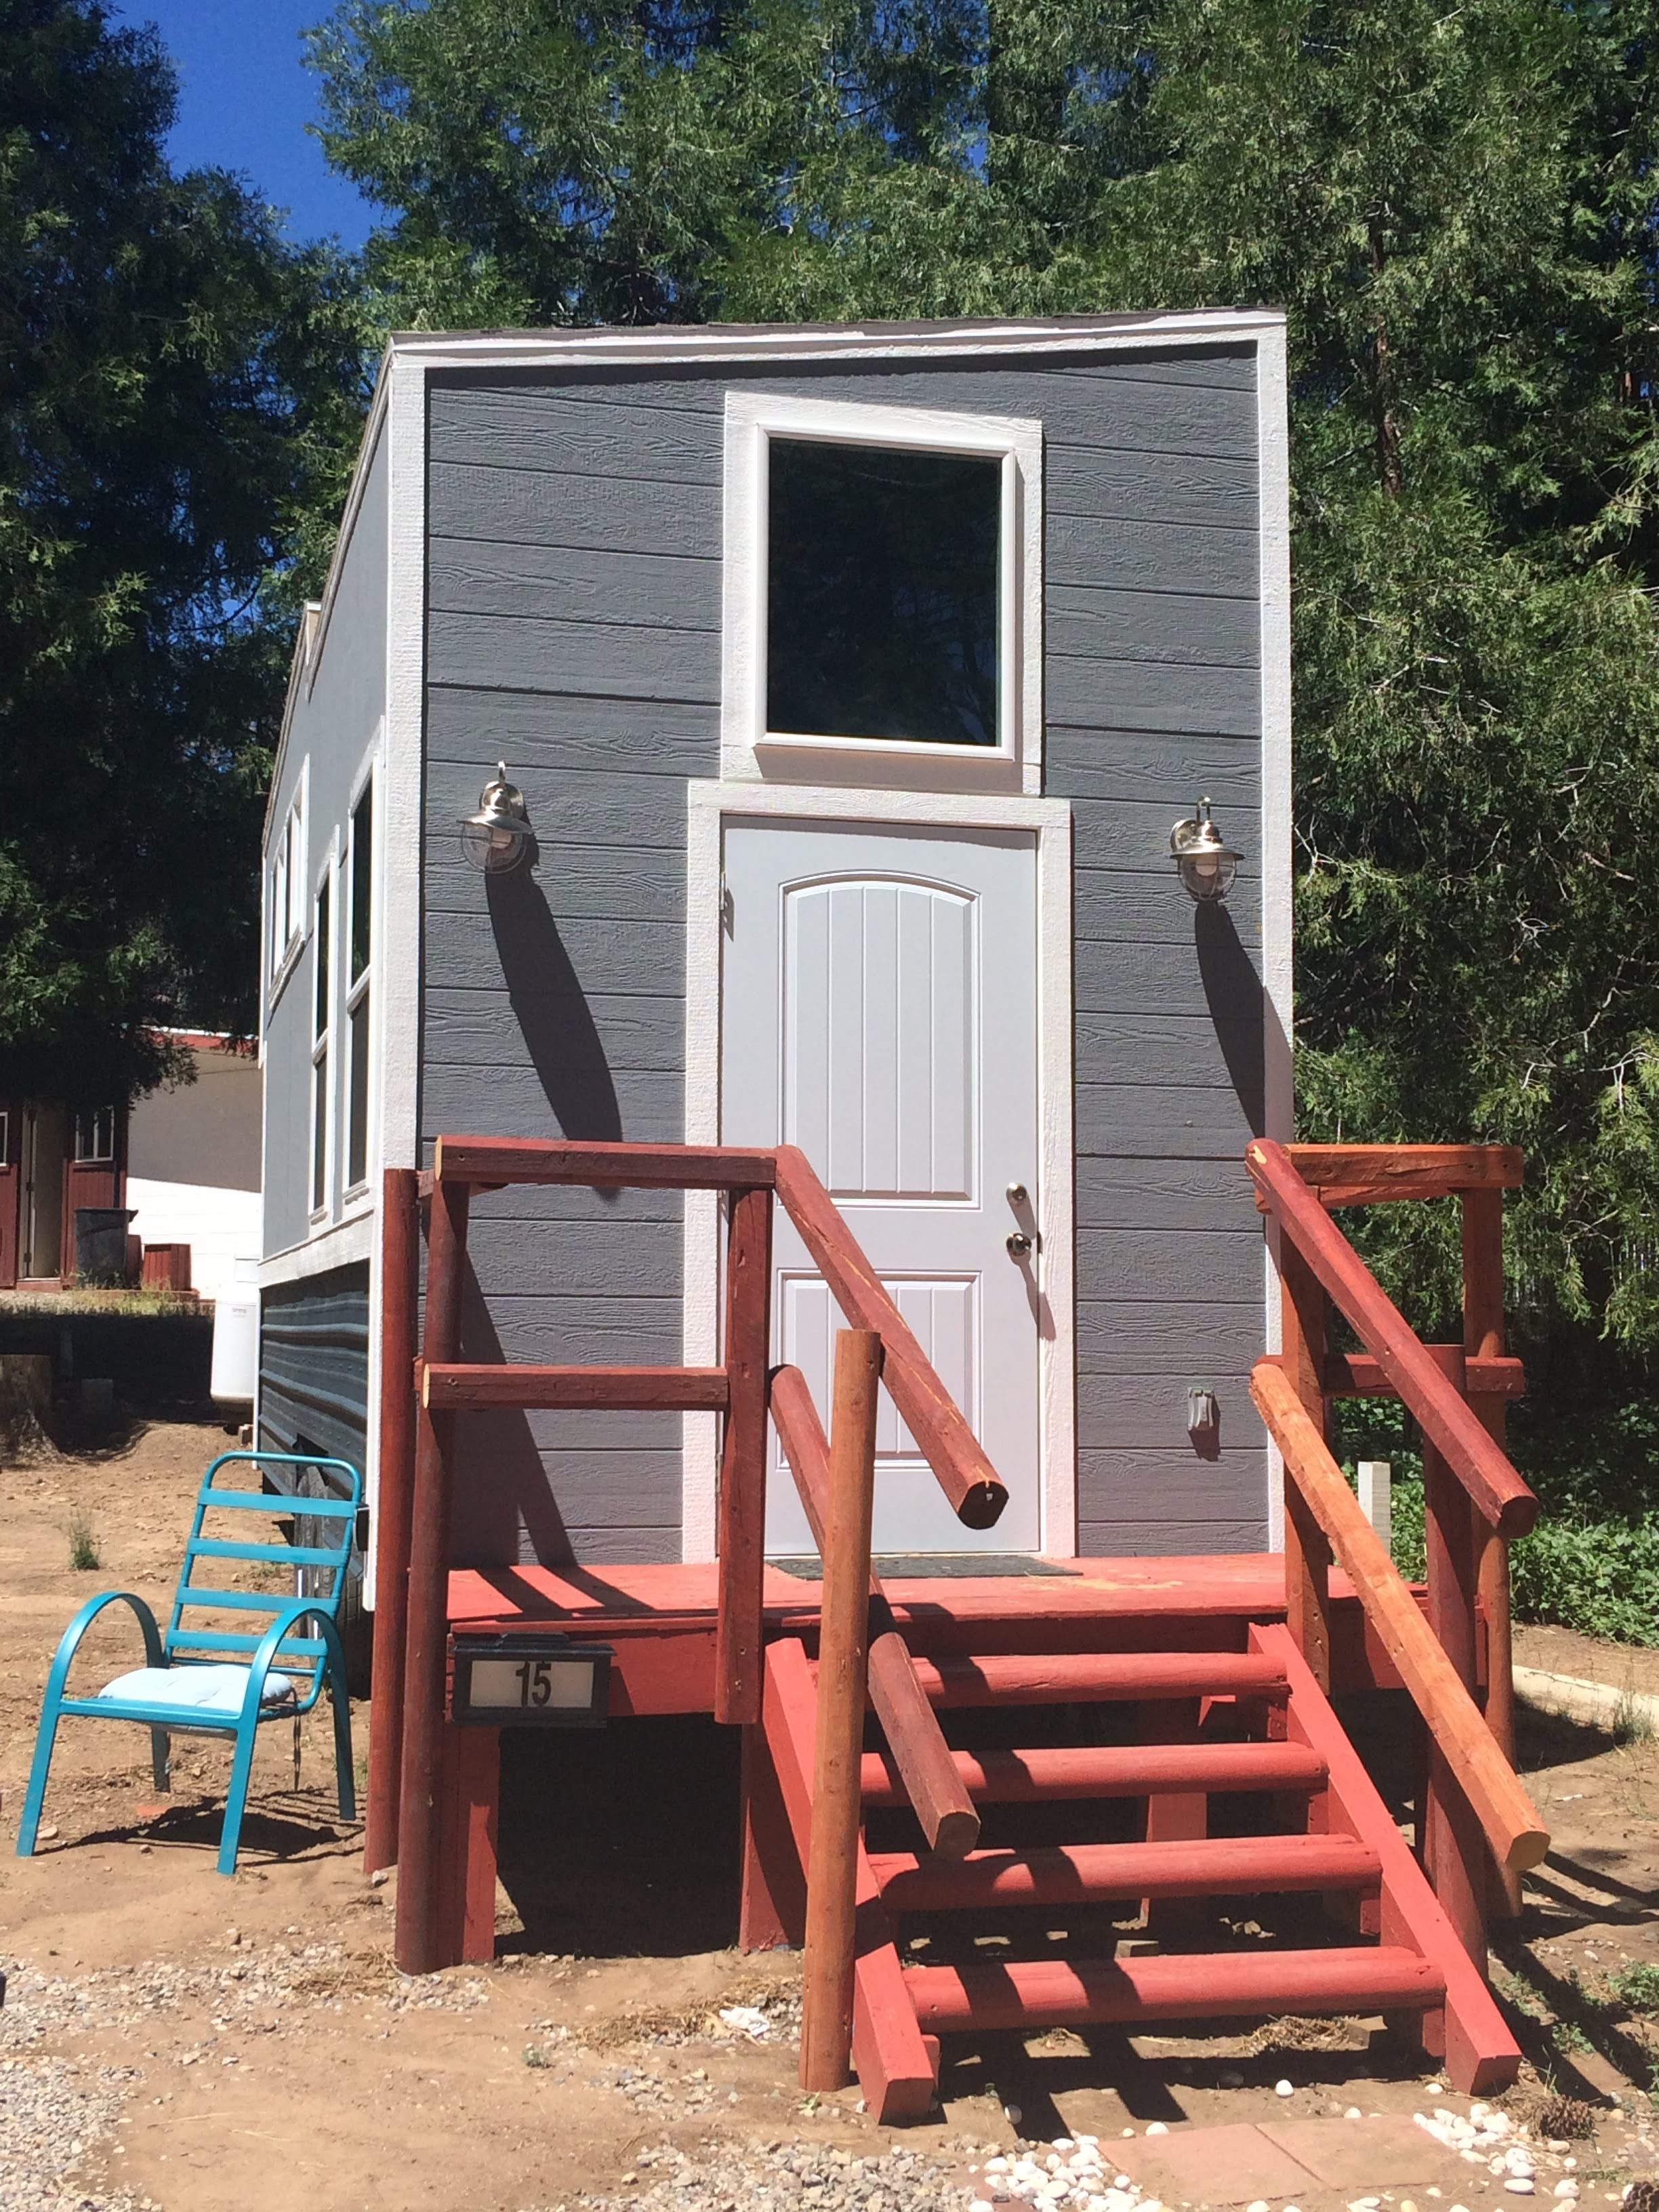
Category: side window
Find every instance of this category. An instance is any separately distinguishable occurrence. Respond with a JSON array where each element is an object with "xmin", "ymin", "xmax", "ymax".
[
  {"xmin": 310, "ymin": 869, "xmax": 332, "ymax": 1216},
  {"xmin": 270, "ymin": 785, "xmax": 306, "ymax": 978},
  {"xmin": 345, "ymin": 778, "xmax": 374, "ymax": 1191},
  {"xmin": 74, "ymin": 1107, "xmax": 116, "ymax": 1163}
]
